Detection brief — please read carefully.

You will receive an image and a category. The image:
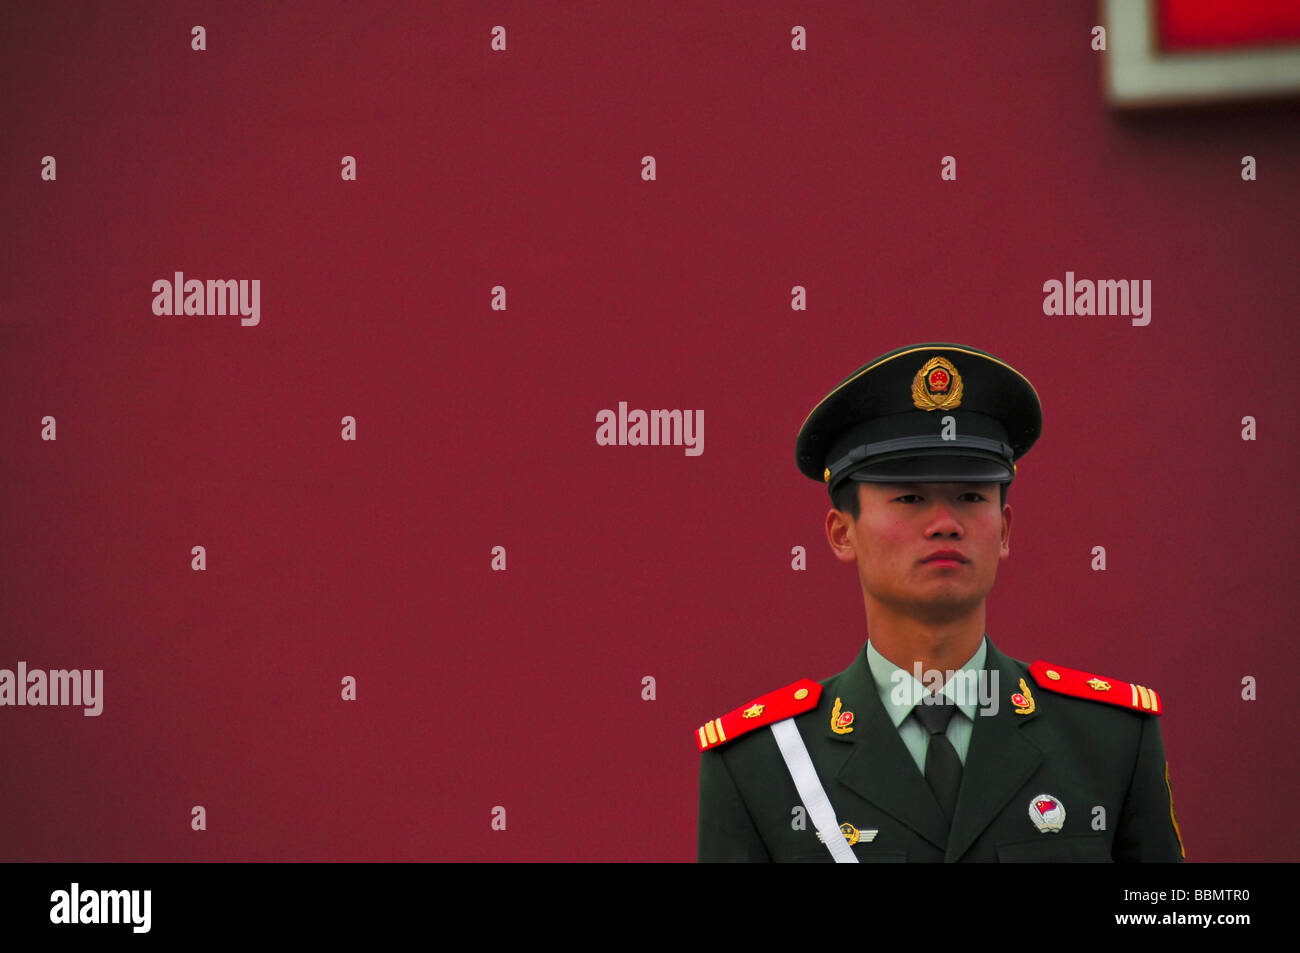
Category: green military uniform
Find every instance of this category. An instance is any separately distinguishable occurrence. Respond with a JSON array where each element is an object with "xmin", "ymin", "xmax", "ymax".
[
  {"xmin": 696, "ymin": 343, "xmax": 1185, "ymax": 862},
  {"xmin": 697, "ymin": 639, "xmax": 1185, "ymax": 861}
]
